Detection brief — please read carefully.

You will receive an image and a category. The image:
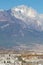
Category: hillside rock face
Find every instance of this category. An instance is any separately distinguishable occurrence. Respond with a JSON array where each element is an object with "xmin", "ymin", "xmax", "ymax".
[{"xmin": 0, "ymin": 5, "xmax": 43, "ymax": 51}]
